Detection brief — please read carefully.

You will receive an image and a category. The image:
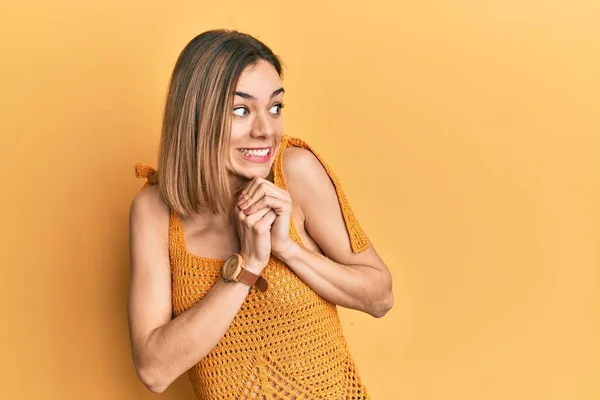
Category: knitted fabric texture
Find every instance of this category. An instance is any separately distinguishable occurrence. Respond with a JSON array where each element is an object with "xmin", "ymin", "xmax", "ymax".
[{"xmin": 135, "ymin": 135, "xmax": 370, "ymax": 399}]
